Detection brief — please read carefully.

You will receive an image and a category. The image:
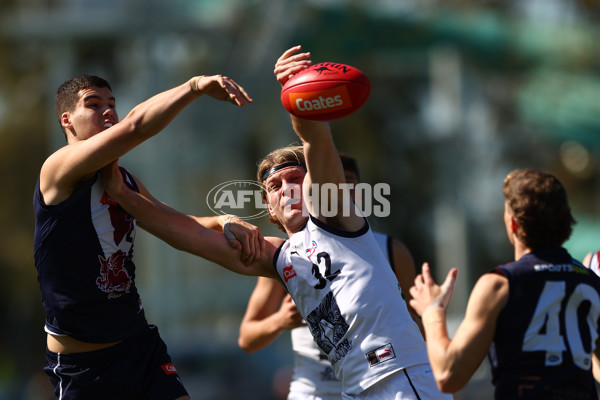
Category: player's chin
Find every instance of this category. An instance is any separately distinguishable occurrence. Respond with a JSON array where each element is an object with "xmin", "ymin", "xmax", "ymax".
[{"xmin": 284, "ymin": 210, "xmax": 308, "ymax": 224}]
